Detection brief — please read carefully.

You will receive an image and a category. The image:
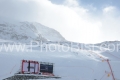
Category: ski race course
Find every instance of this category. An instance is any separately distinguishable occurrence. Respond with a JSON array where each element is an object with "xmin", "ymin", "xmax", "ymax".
[{"xmin": 0, "ymin": 41, "xmax": 120, "ymax": 80}]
